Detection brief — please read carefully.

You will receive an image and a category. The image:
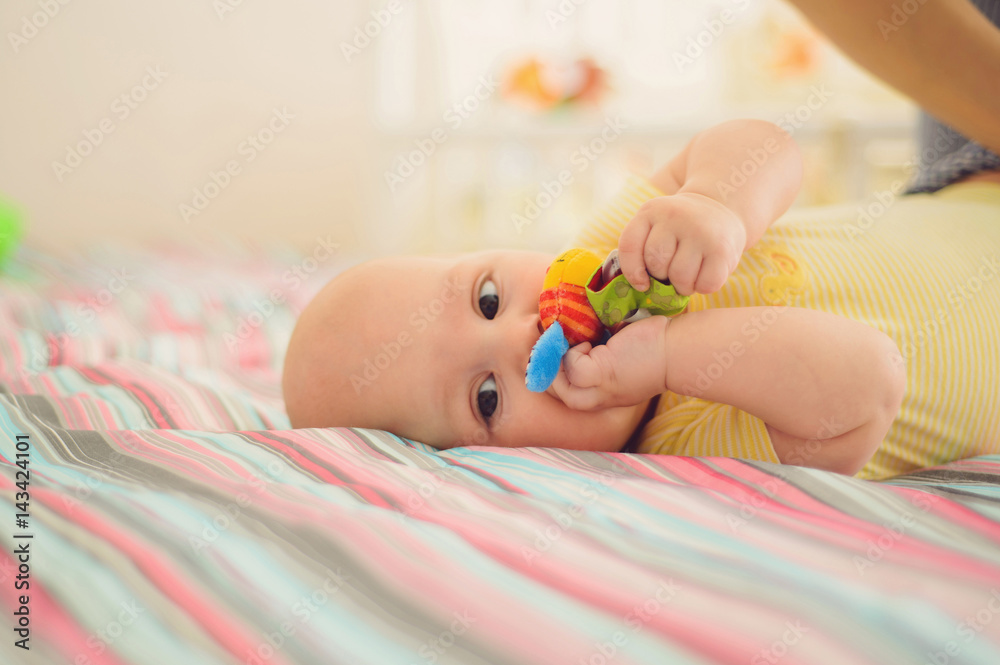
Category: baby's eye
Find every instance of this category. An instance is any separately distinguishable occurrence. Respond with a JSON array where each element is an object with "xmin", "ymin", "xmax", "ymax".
[
  {"xmin": 479, "ymin": 279, "xmax": 499, "ymax": 320},
  {"xmin": 477, "ymin": 375, "xmax": 498, "ymax": 421}
]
